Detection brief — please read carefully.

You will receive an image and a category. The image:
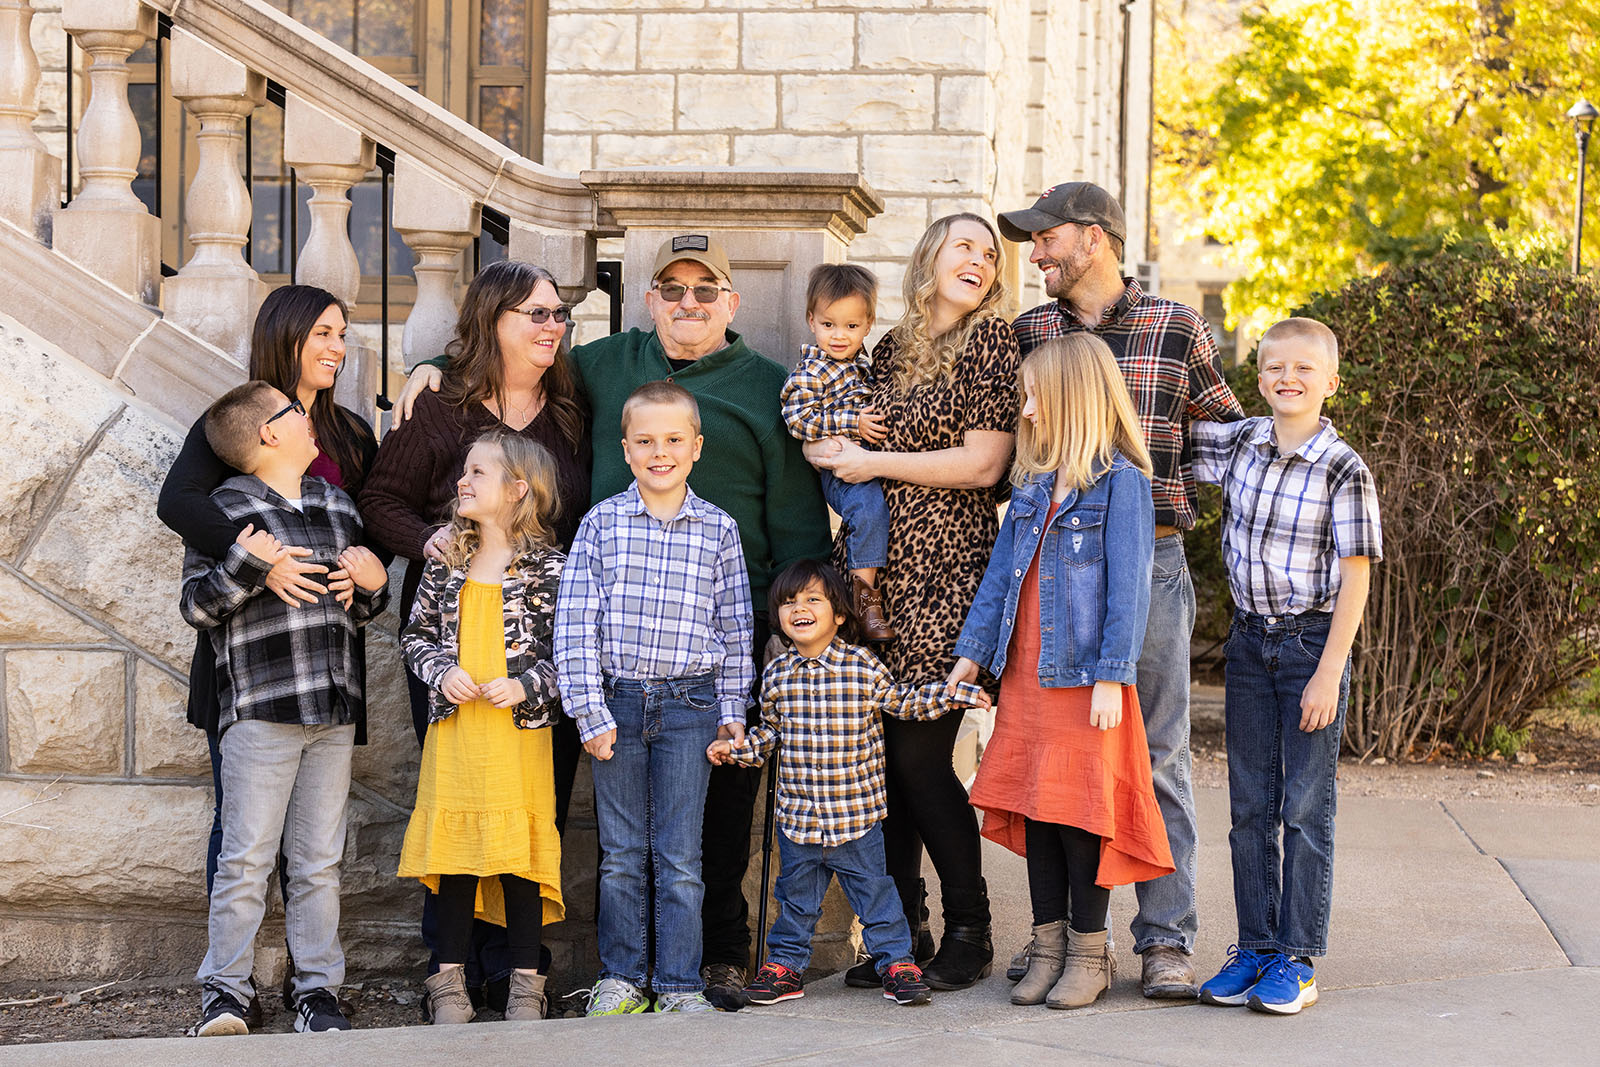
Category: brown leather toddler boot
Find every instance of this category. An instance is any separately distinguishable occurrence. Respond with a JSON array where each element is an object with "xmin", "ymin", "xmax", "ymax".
[{"xmin": 852, "ymin": 576, "xmax": 896, "ymax": 642}]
